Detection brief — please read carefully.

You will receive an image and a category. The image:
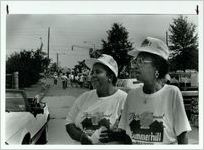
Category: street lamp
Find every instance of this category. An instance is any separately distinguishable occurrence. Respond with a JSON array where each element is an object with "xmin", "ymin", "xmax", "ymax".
[
  {"xmin": 71, "ymin": 45, "xmax": 92, "ymax": 51},
  {"xmin": 39, "ymin": 37, "xmax": 43, "ymax": 51},
  {"xmin": 83, "ymin": 41, "xmax": 95, "ymax": 51}
]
